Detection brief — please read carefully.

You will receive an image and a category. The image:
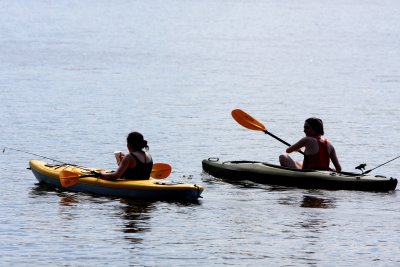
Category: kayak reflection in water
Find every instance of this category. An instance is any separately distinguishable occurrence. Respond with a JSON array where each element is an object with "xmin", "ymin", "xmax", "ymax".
[
  {"xmin": 99, "ymin": 132, "xmax": 153, "ymax": 180},
  {"xmin": 279, "ymin": 118, "xmax": 342, "ymax": 172}
]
